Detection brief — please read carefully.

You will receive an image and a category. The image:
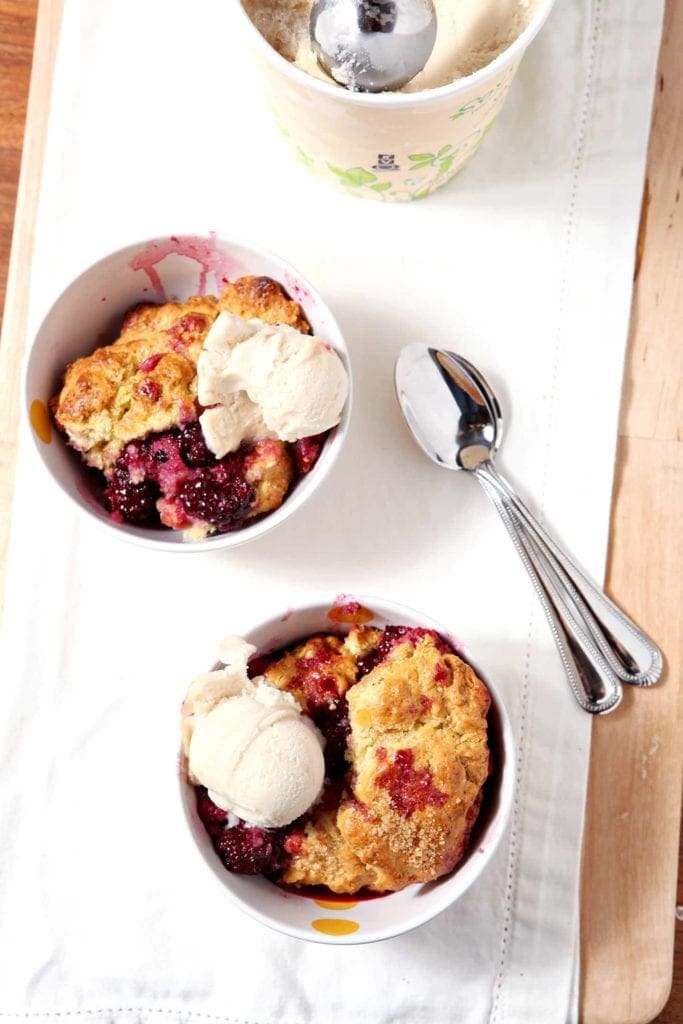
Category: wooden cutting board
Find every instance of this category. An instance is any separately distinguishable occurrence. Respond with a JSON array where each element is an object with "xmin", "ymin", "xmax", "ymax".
[{"xmin": 0, "ymin": 2, "xmax": 680, "ymax": 1021}]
